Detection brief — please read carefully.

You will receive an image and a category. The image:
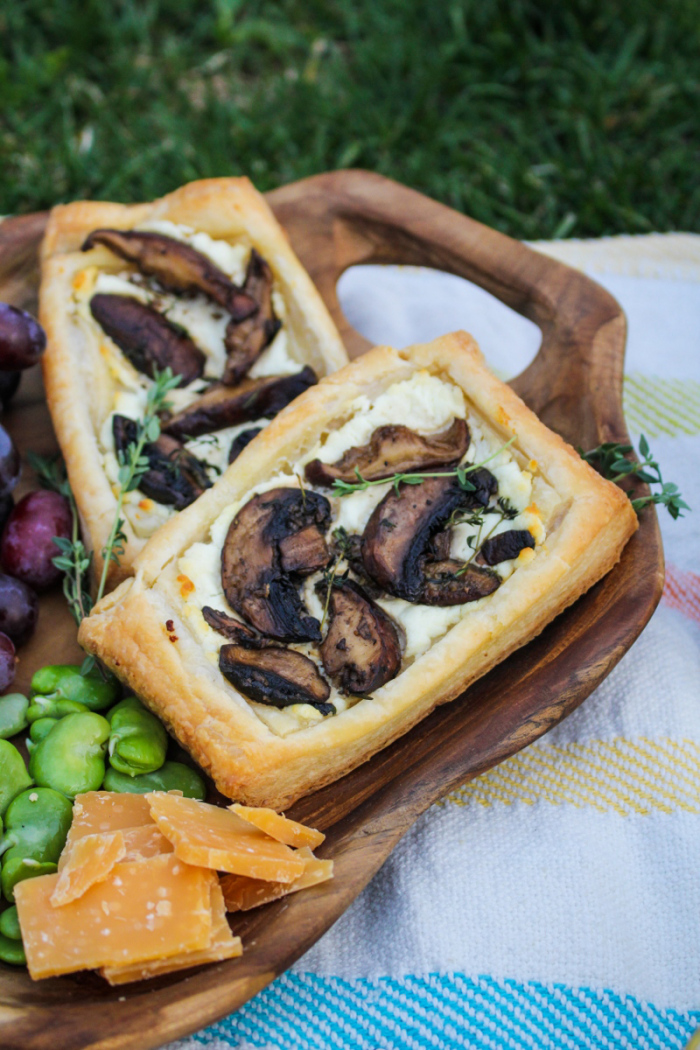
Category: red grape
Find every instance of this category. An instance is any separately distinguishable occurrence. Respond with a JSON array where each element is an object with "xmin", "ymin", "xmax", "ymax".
[
  {"xmin": 0, "ymin": 573, "xmax": 38, "ymax": 646},
  {"xmin": 0, "ymin": 632, "xmax": 16, "ymax": 692},
  {"xmin": 0, "ymin": 491, "xmax": 72, "ymax": 591},
  {"xmin": 0, "ymin": 371, "xmax": 20, "ymax": 408},
  {"xmin": 0, "ymin": 304, "xmax": 46, "ymax": 371},
  {"xmin": 0, "ymin": 425, "xmax": 20, "ymax": 500}
]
